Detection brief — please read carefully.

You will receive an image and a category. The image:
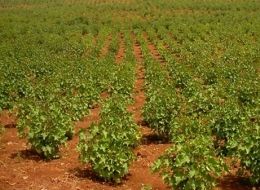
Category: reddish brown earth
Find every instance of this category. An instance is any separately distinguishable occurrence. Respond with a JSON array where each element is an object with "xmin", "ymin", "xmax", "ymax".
[
  {"xmin": 115, "ymin": 33, "xmax": 125, "ymax": 64},
  {"xmin": 127, "ymin": 38, "xmax": 171, "ymax": 190},
  {"xmin": 143, "ymin": 34, "xmax": 165, "ymax": 64},
  {"xmin": 128, "ymin": 39, "xmax": 145, "ymax": 124},
  {"xmin": 0, "ymin": 111, "xmax": 16, "ymax": 128},
  {"xmin": 100, "ymin": 35, "xmax": 112, "ymax": 58}
]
